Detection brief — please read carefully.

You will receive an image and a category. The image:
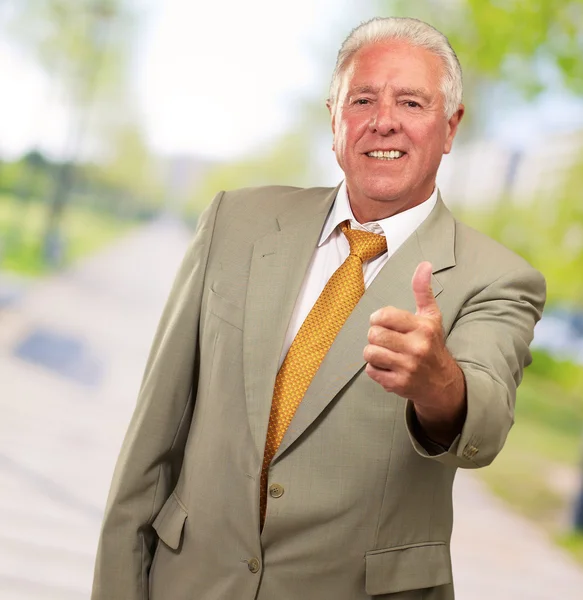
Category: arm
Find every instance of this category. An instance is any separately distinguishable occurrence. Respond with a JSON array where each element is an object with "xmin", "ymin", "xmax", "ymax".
[
  {"xmin": 405, "ymin": 265, "xmax": 546, "ymax": 468},
  {"xmin": 91, "ymin": 192, "xmax": 224, "ymax": 600}
]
